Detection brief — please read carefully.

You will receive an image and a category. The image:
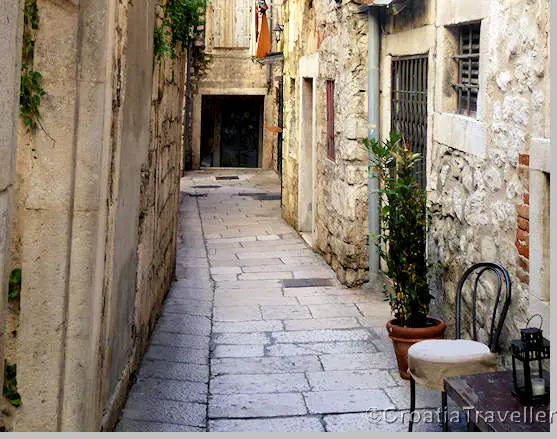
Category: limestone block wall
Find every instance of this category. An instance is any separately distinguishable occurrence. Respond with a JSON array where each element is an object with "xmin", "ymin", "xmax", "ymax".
[
  {"xmin": 381, "ymin": 0, "xmax": 551, "ymax": 350},
  {"xmin": 281, "ymin": 0, "xmax": 369, "ymax": 286},
  {"xmin": 134, "ymin": 46, "xmax": 185, "ymax": 378},
  {"xmin": 0, "ymin": 2, "xmax": 24, "ymax": 431},
  {"xmin": 1, "ymin": 0, "xmax": 185, "ymax": 431}
]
